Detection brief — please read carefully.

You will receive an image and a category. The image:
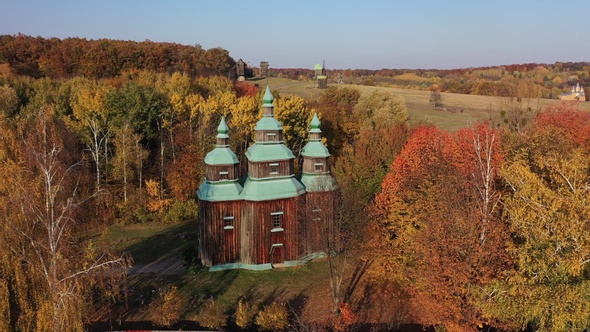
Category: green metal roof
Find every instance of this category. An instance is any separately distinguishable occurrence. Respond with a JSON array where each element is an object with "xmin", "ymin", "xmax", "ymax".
[
  {"xmin": 254, "ymin": 116, "xmax": 283, "ymax": 131},
  {"xmin": 263, "ymin": 85, "xmax": 274, "ymax": 107},
  {"xmin": 246, "ymin": 143, "xmax": 295, "ymax": 162},
  {"xmin": 217, "ymin": 116, "xmax": 229, "ymax": 139},
  {"xmin": 204, "ymin": 147, "xmax": 239, "ymax": 165},
  {"xmin": 300, "ymin": 173, "xmax": 338, "ymax": 192},
  {"xmin": 301, "ymin": 113, "xmax": 329, "ymax": 158},
  {"xmin": 309, "ymin": 113, "xmax": 322, "ymax": 134},
  {"xmin": 241, "ymin": 176, "xmax": 305, "ymax": 201},
  {"xmin": 197, "ymin": 180, "xmax": 243, "ymax": 201},
  {"xmin": 301, "ymin": 141, "xmax": 330, "ymax": 158},
  {"xmin": 314, "ymin": 64, "xmax": 323, "ymax": 70}
]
